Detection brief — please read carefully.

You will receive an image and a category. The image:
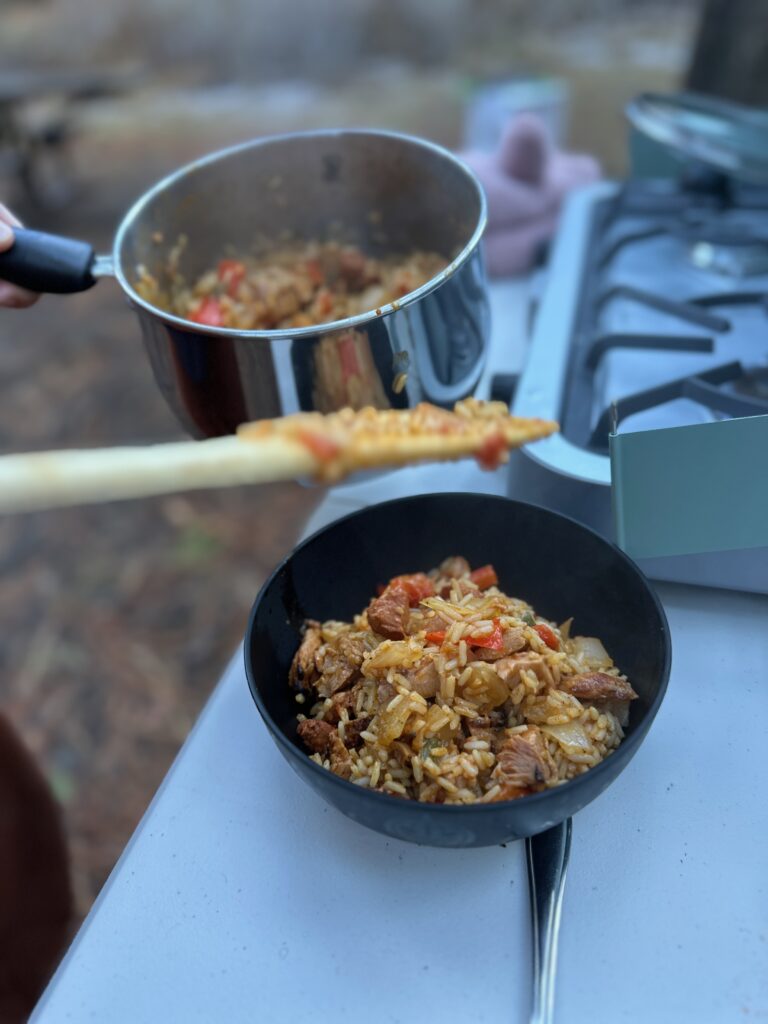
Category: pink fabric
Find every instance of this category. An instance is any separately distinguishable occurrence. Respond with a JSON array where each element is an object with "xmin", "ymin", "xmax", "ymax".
[{"xmin": 459, "ymin": 115, "xmax": 601, "ymax": 276}]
